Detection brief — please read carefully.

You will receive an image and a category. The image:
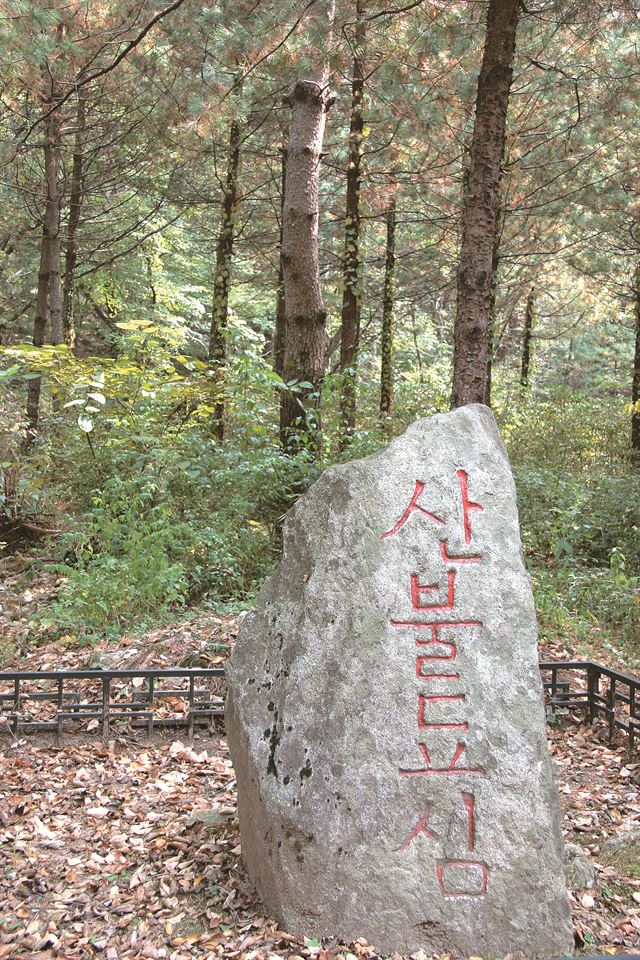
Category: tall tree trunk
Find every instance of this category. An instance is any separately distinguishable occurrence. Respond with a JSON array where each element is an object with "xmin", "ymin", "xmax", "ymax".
[
  {"xmin": 3, "ymin": 468, "xmax": 18, "ymax": 520},
  {"xmin": 208, "ymin": 114, "xmax": 242, "ymax": 442},
  {"xmin": 520, "ymin": 283, "xmax": 535, "ymax": 388},
  {"xmin": 451, "ymin": 0, "xmax": 519, "ymax": 408},
  {"xmin": 146, "ymin": 254, "xmax": 157, "ymax": 306},
  {"xmin": 338, "ymin": 0, "xmax": 366, "ymax": 449},
  {"xmin": 62, "ymin": 84, "xmax": 87, "ymax": 350},
  {"xmin": 379, "ymin": 190, "xmax": 396, "ymax": 416},
  {"xmin": 279, "ymin": 0, "xmax": 336, "ymax": 452},
  {"xmin": 631, "ymin": 260, "xmax": 640, "ymax": 453},
  {"xmin": 49, "ymin": 163, "xmax": 63, "ymax": 348},
  {"xmin": 410, "ymin": 302, "xmax": 424, "ymax": 387},
  {"xmin": 484, "ymin": 209, "xmax": 503, "ymax": 404},
  {"xmin": 273, "ymin": 147, "xmax": 287, "ymax": 378},
  {"xmin": 26, "ymin": 70, "xmax": 63, "ymax": 439}
]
